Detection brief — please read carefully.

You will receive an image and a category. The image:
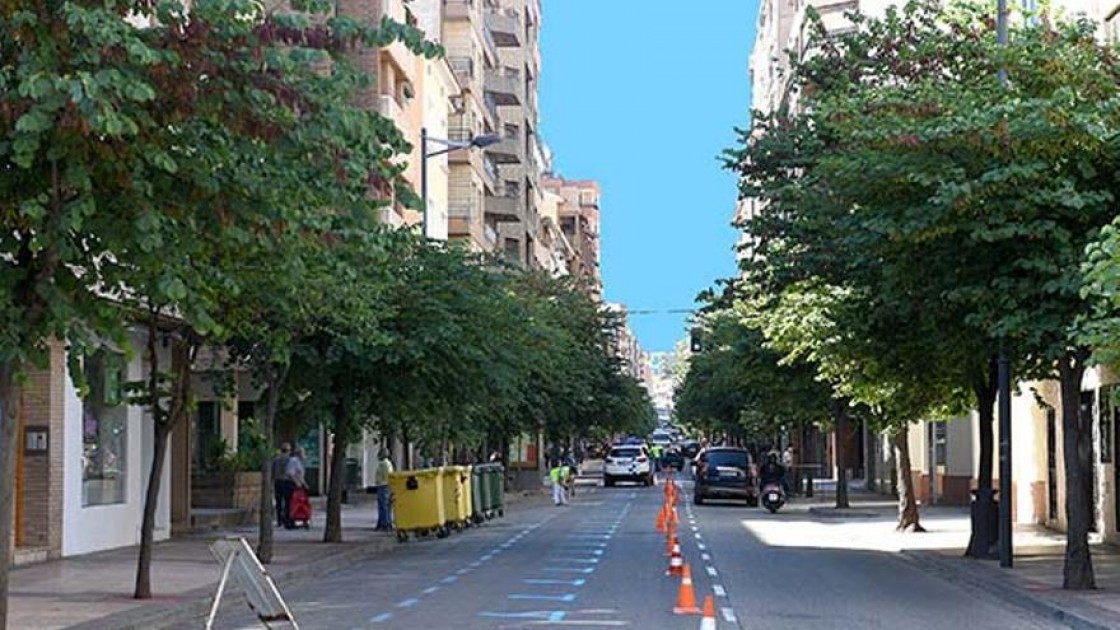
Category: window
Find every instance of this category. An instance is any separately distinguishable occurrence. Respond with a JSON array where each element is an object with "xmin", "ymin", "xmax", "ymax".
[{"xmin": 82, "ymin": 351, "xmax": 127, "ymax": 506}]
